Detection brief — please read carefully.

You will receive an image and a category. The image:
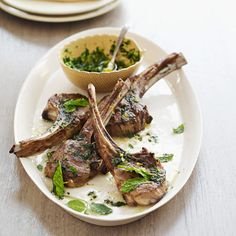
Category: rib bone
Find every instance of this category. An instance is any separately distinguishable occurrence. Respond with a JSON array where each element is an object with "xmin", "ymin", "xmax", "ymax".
[
  {"xmin": 45, "ymin": 79, "xmax": 130, "ymax": 187},
  {"xmin": 88, "ymin": 84, "xmax": 167, "ymax": 206}
]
